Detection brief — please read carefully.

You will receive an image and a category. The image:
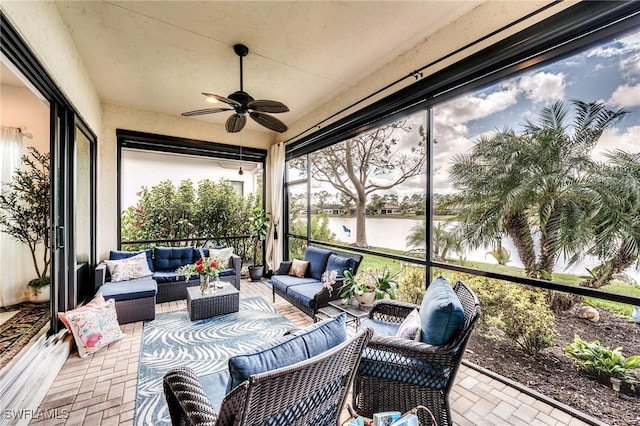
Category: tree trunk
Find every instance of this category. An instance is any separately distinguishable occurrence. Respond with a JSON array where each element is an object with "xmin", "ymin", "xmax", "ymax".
[
  {"xmin": 582, "ymin": 247, "xmax": 638, "ymax": 289},
  {"xmin": 504, "ymin": 212, "xmax": 537, "ymax": 277},
  {"xmin": 355, "ymin": 200, "xmax": 368, "ymax": 247}
]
